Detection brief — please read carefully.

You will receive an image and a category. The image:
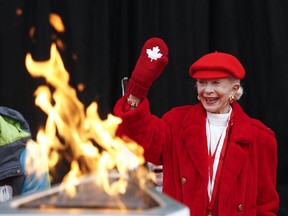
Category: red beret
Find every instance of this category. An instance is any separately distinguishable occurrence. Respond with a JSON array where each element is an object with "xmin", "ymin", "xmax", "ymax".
[{"xmin": 189, "ymin": 52, "xmax": 245, "ymax": 79}]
